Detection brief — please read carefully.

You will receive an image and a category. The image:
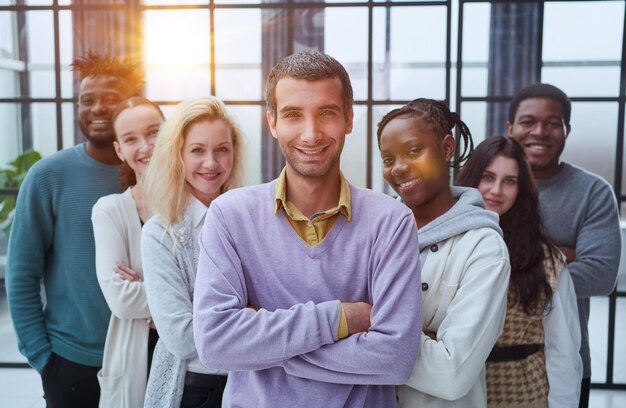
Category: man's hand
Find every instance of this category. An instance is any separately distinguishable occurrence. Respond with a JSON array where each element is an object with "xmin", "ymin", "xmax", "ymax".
[
  {"xmin": 558, "ymin": 246, "xmax": 576, "ymax": 263},
  {"xmin": 342, "ymin": 302, "xmax": 372, "ymax": 336}
]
